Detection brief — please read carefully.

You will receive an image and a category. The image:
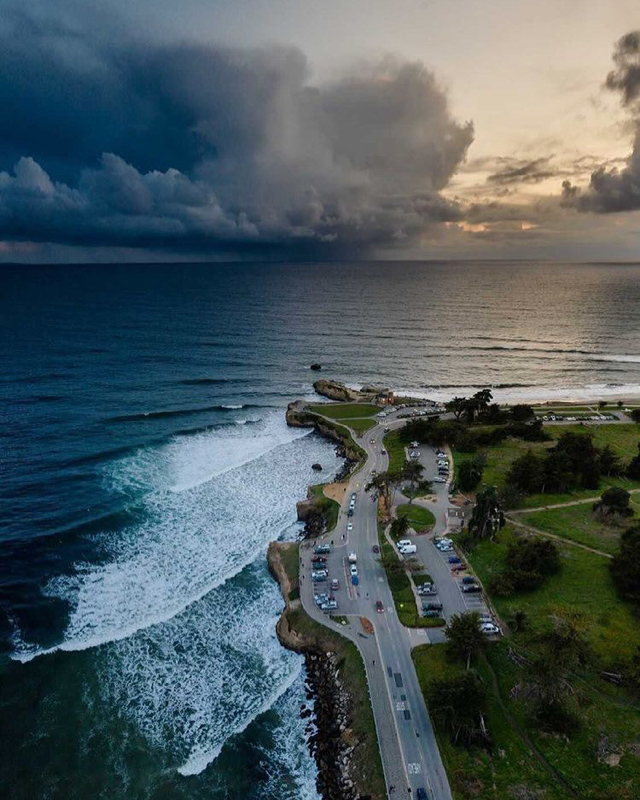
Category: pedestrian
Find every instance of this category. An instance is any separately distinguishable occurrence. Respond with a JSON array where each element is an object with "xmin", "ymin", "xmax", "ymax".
[{"xmin": 372, "ymin": 659, "xmax": 375, "ymax": 666}]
